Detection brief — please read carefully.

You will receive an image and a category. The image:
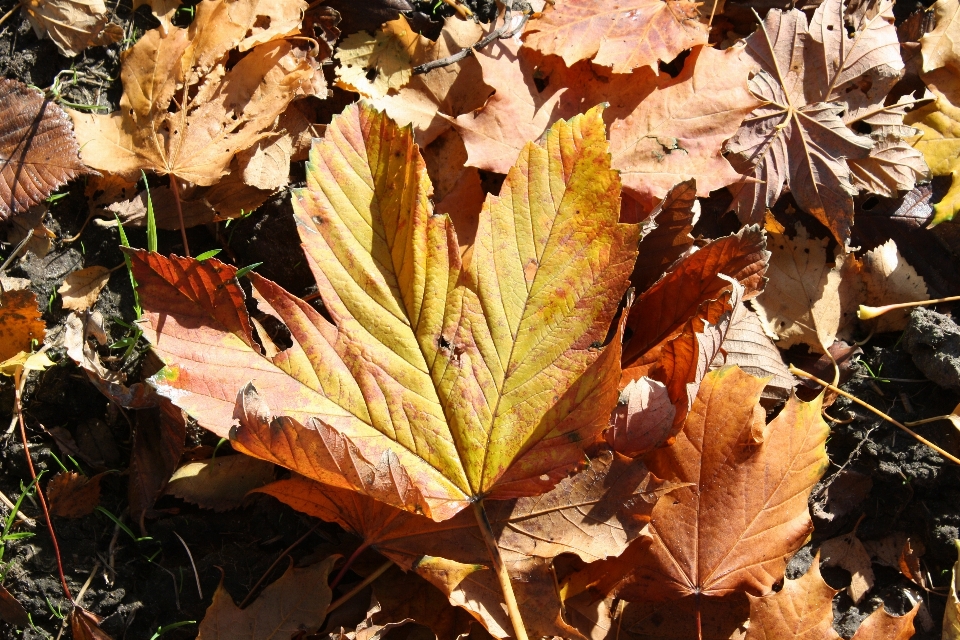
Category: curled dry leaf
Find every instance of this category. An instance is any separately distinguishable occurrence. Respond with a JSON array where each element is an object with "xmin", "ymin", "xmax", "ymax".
[
  {"xmin": 70, "ymin": 0, "xmax": 319, "ymax": 219},
  {"xmin": 131, "ymin": 104, "xmax": 638, "ymax": 520},
  {"xmin": 628, "ymin": 178, "xmax": 697, "ymax": 293},
  {"xmin": 58, "ymin": 265, "xmax": 112, "ymax": 312},
  {"xmin": 23, "ymin": 0, "xmax": 123, "ymax": 57},
  {"xmin": 752, "ymin": 223, "xmax": 859, "ymax": 353},
  {"xmin": 165, "ymin": 454, "xmax": 275, "ymax": 511},
  {"xmin": 0, "ymin": 289, "xmax": 46, "ymax": 363},
  {"xmin": 727, "ymin": 0, "xmax": 923, "ymax": 243},
  {"xmin": 521, "ymin": 0, "xmax": 709, "ymax": 73},
  {"xmin": 70, "ymin": 606, "xmax": 114, "ymax": 640},
  {"xmin": 0, "ymin": 78, "xmax": 88, "ymax": 219},
  {"xmin": 46, "ymin": 471, "xmax": 104, "ymax": 518},
  {"xmin": 197, "ymin": 555, "xmax": 336, "ymax": 639},
  {"xmin": 745, "ymin": 554, "xmax": 919, "ymax": 639},
  {"xmin": 577, "ymin": 366, "xmax": 829, "ymax": 606}
]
